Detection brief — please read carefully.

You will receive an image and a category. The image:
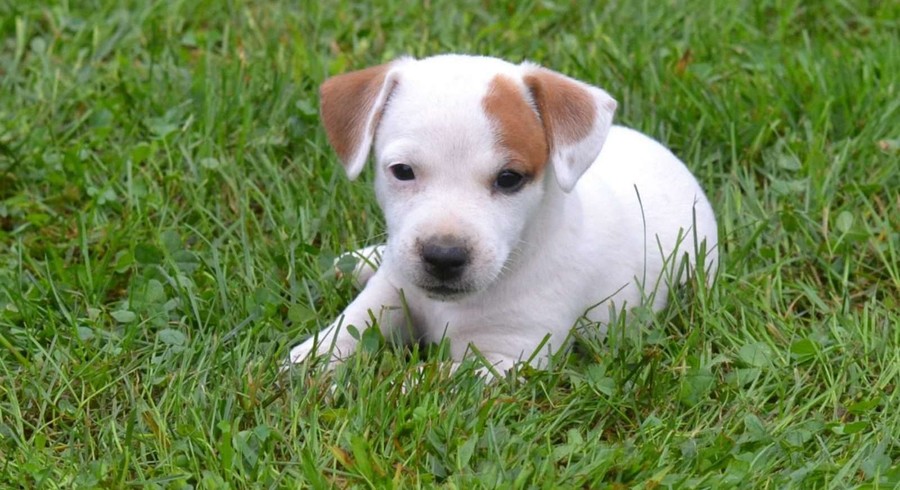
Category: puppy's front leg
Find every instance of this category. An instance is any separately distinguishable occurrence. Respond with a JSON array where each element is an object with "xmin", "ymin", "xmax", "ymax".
[{"xmin": 287, "ymin": 271, "xmax": 407, "ymax": 368}]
